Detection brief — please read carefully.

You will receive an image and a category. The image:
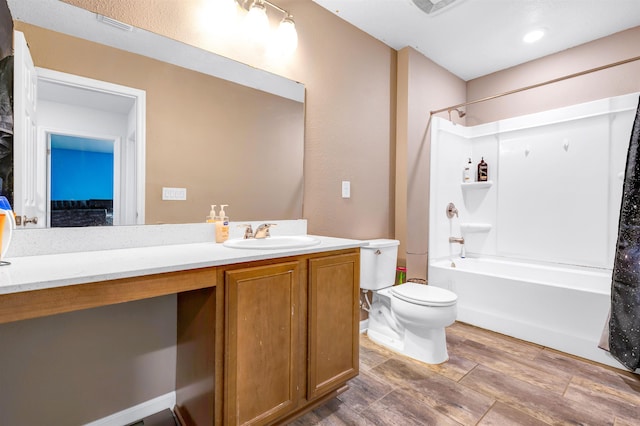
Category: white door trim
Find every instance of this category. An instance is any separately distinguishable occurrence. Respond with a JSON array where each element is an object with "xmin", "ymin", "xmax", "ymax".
[
  {"xmin": 36, "ymin": 67, "xmax": 146, "ymax": 224},
  {"xmin": 13, "ymin": 30, "xmax": 42, "ymax": 227}
]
